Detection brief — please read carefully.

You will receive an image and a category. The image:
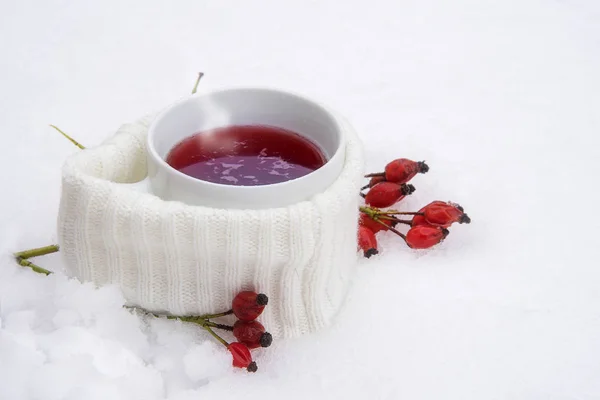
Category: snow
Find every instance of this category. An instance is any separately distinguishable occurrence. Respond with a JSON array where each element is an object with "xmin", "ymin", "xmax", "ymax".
[{"xmin": 1, "ymin": 0, "xmax": 600, "ymax": 398}]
